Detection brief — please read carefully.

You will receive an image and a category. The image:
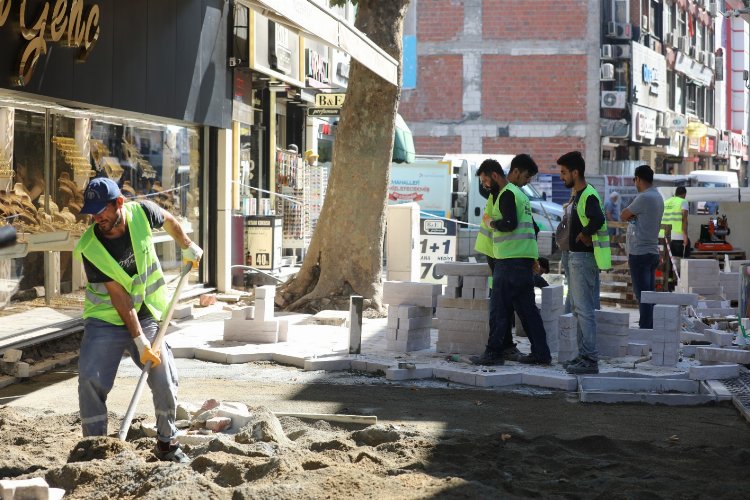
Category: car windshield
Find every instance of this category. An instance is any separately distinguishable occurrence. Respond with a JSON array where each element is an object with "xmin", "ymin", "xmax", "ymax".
[{"xmin": 523, "ymin": 184, "xmax": 543, "ymax": 200}]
